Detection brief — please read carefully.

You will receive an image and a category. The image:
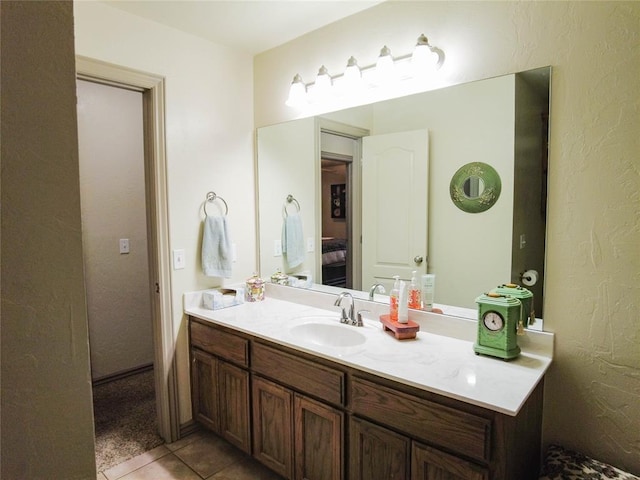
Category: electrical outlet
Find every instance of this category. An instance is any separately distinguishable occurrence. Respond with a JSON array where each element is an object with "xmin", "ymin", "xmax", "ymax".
[
  {"xmin": 173, "ymin": 249, "xmax": 185, "ymax": 270},
  {"xmin": 274, "ymin": 240, "xmax": 282, "ymax": 257},
  {"xmin": 119, "ymin": 238, "xmax": 130, "ymax": 254},
  {"xmin": 307, "ymin": 237, "xmax": 314, "ymax": 253}
]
